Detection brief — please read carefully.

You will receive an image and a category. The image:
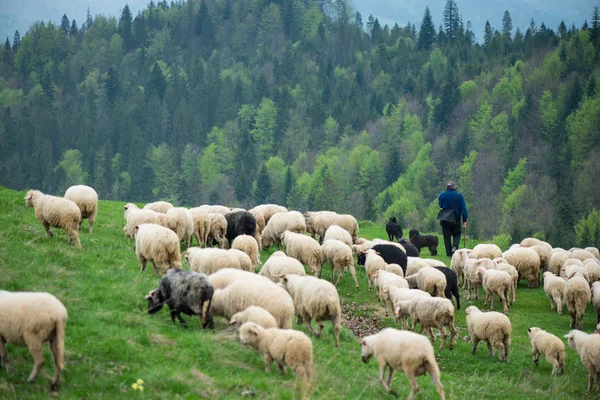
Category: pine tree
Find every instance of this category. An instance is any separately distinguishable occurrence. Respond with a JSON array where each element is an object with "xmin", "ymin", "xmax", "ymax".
[
  {"xmin": 4, "ymin": 37, "xmax": 10, "ymax": 52},
  {"xmin": 283, "ymin": 166, "xmax": 294, "ymax": 205},
  {"xmin": 502, "ymin": 10, "xmax": 512, "ymax": 38},
  {"xmin": 484, "ymin": 21, "xmax": 493, "ymax": 47},
  {"xmin": 355, "ymin": 11, "xmax": 363, "ymax": 28},
  {"xmin": 86, "ymin": 7, "xmax": 93, "ymax": 29},
  {"xmin": 61, "ymin": 14, "xmax": 70, "ymax": 36},
  {"xmin": 591, "ymin": 7, "xmax": 600, "ymax": 47},
  {"xmin": 105, "ymin": 67, "xmax": 120, "ymax": 103},
  {"xmin": 417, "ymin": 6, "xmax": 436, "ymax": 50},
  {"xmin": 558, "ymin": 21, "xmax": 567, "ymax": 38},
  {"xmin": 196, "ymin": 0, "xmax": 215, "ymax": 57},
  {"xmin": 384, "ymin": 147, "xmax": 402, "ymax": 185},
  {"xmin": 371, "ymin": 18, "xmax": 382, "ymax": 44},
  {"xmin": 119, "ymin": 5, "xmax": 133, "ymax": 51},
  {"xmin": 442, "ymin": 0, "xmax": 460, "ymax": 41},
  {"xmin": 147, "ymin": 62, "xmax": 166, "ymax": 100},
  {"xmin": 70, "ymin": 19, "xmax": 78, "ymax": 37},
  {"xmin": 12, "ymin": 31, "xmax": 20, "ymax": 52},
  {"xmin": 432, "ymin": 68, "xmax": 459, "ymax": 130},
  {"xmin": 254, "ymin": 164, "xmax": 271, "ymax": 204}
]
